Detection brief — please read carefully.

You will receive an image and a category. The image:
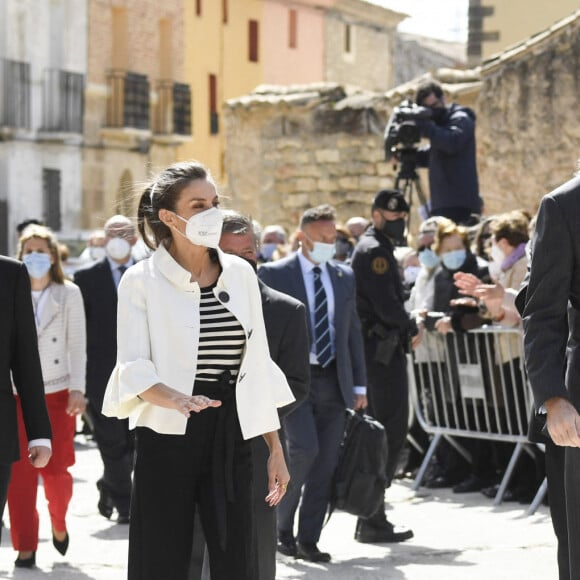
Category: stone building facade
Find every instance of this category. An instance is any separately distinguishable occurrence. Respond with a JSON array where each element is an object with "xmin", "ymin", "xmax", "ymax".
[
  {"xmin": 224, "ymin": 10, "xmax": 580, "ymax": 231},
  {"xmin": 83, "ymin": 0, "xmax": 189, "ymax": 230},
  {"xmin": 0, "ymin": 0, "xmax": 87, "ymax": 255},
  {"xmin": 324, "ymin": 0, "xmax": 404, "ymax": 93}
]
